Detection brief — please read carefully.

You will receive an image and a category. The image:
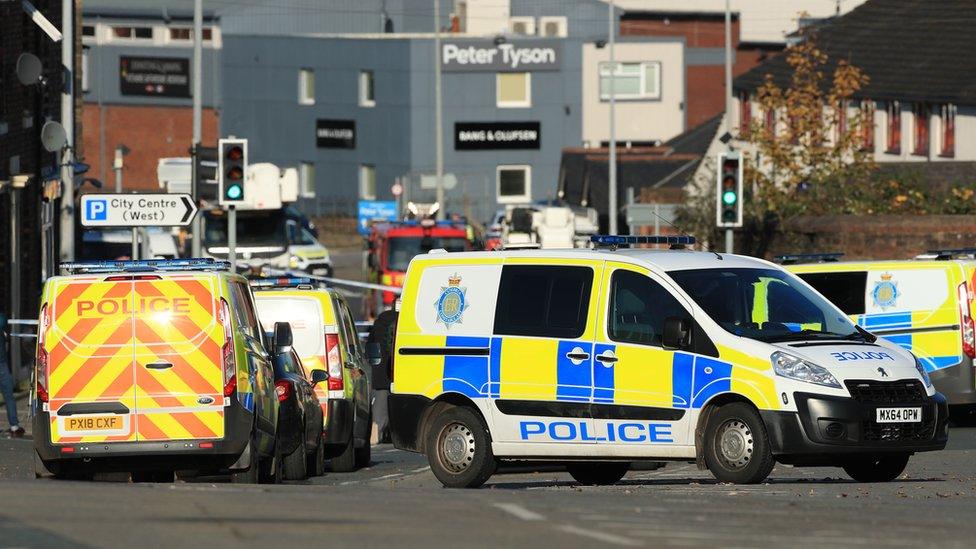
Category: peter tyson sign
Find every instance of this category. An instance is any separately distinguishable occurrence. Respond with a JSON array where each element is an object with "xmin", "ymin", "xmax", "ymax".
[{"xmin": 442, "ymin": 40, "xmax": 561, "ymax": 72}]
